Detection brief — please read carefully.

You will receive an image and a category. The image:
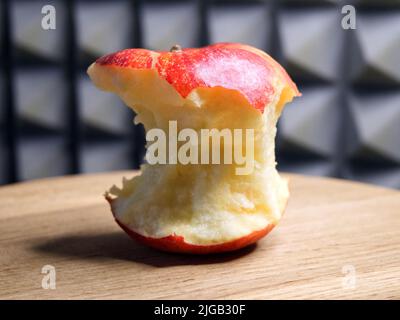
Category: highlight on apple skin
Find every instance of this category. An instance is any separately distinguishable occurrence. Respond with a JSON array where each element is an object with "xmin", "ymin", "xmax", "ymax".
[{"xmin": 88, "ymin": 43, "xmax": 301, "ymax": 254}]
